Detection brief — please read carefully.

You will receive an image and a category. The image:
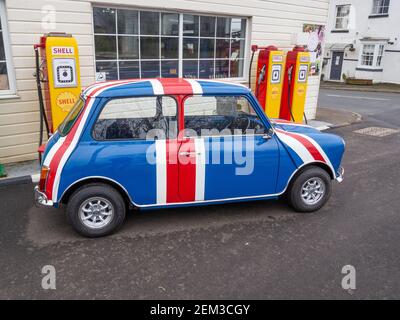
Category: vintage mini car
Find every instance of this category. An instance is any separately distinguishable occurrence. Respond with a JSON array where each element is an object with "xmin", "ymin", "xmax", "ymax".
[{"xmin": 35, "ymin": 78, "xmax": 345, "ymax": 237}]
